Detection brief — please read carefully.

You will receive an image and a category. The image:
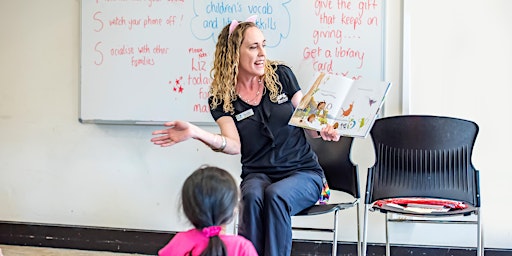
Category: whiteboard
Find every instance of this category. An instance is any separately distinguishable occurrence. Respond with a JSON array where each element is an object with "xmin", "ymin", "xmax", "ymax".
[{"xmin": 80, "ymin": 0, "xmax": 385, "ymax": 125}]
